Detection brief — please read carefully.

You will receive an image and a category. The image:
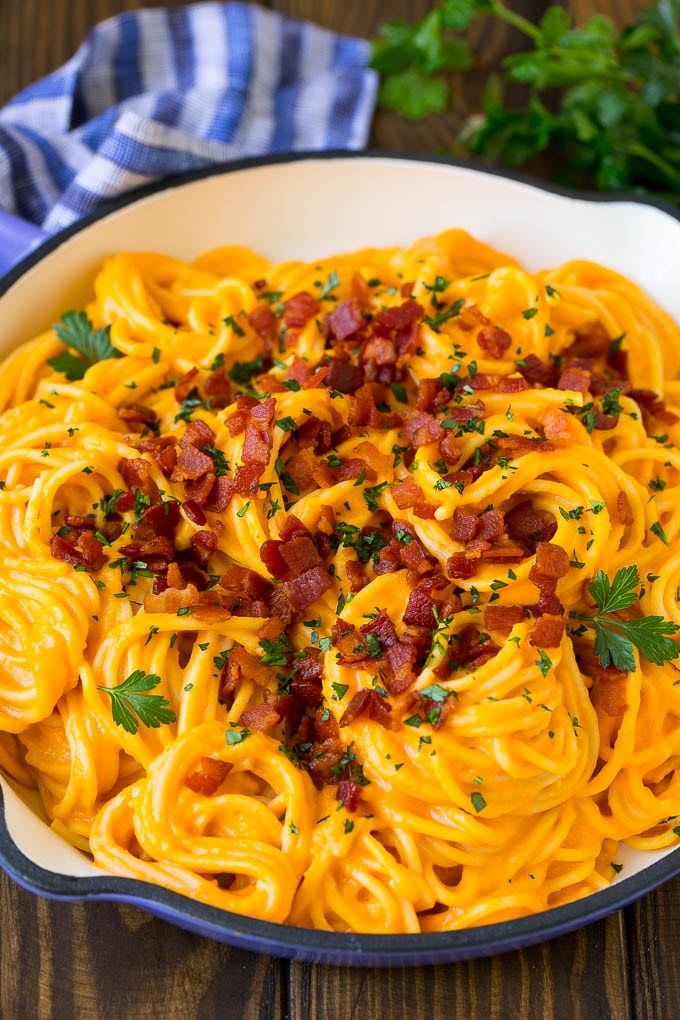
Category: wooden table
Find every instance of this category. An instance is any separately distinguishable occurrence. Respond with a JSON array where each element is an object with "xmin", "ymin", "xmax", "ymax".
[{"xmin": 2, "ymin": 1, "xmax": 679, "ymax": 1017}]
